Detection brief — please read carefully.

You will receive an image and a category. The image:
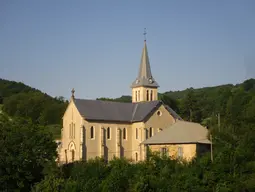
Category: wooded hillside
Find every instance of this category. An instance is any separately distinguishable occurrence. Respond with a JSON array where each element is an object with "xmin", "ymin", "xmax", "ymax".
[
  {"xmin": 1, "ymin": 78, "xmax": 254, "ymax": 135},
  {"xmin": 1, "ymin": 78, "xmax": 255, "ymax": 191},
  {"xmin": 0, "ymin": 78, "xmax": 68, "ymax": 138}
]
